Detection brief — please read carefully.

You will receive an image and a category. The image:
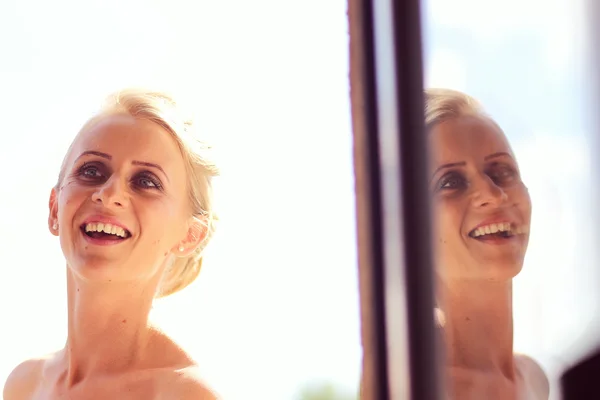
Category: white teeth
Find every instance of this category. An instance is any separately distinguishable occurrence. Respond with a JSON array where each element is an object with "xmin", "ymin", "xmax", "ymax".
[
  {"xmin": 84, "ymin": 222, "xmax": 128, "ymax": 238},
  {"xmin": 471, "ymin": 222, "xmax": 526, "ymax": 238}
]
